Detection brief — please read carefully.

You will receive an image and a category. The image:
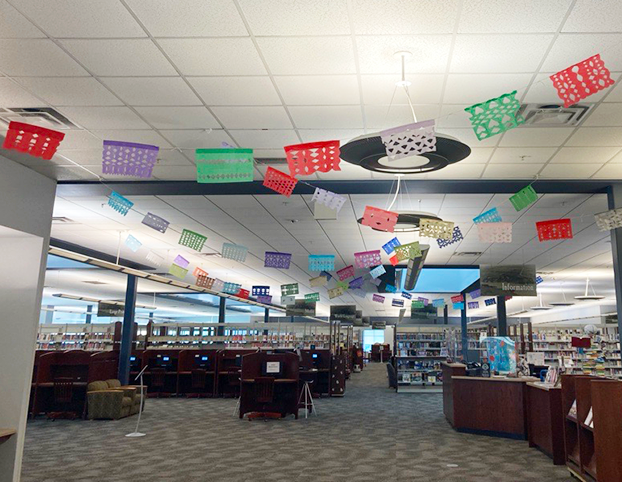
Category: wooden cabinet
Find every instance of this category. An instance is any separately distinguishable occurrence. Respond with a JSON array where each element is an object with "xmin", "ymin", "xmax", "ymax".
[{"xmin": 525, "ymin": 383, "xmax": 565, "ymax": 465}]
